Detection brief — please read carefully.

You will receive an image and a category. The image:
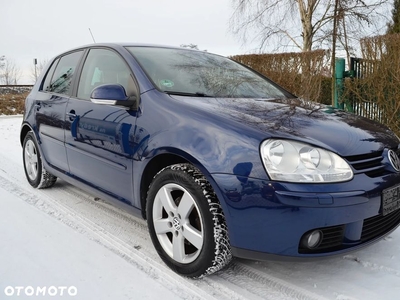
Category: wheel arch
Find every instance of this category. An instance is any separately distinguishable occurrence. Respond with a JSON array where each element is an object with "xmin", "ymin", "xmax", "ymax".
[
  {"xmin": 139, "ymin": 150, "xmax": 220, "ymax": 220},
  {"xmin": 20, "ymin": 123, "xmax": 34, "ymax": 146}
]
